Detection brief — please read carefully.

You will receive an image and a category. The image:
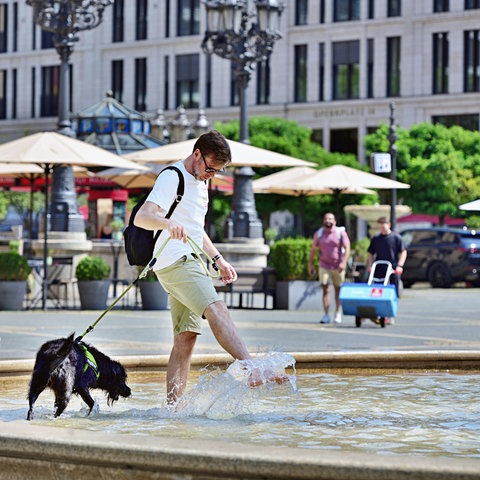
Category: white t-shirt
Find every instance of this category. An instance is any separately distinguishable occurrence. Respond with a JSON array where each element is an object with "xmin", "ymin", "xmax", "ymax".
[{"xmin": 146, "ymin": 161, "xmax": 208, "ymax": 270}]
